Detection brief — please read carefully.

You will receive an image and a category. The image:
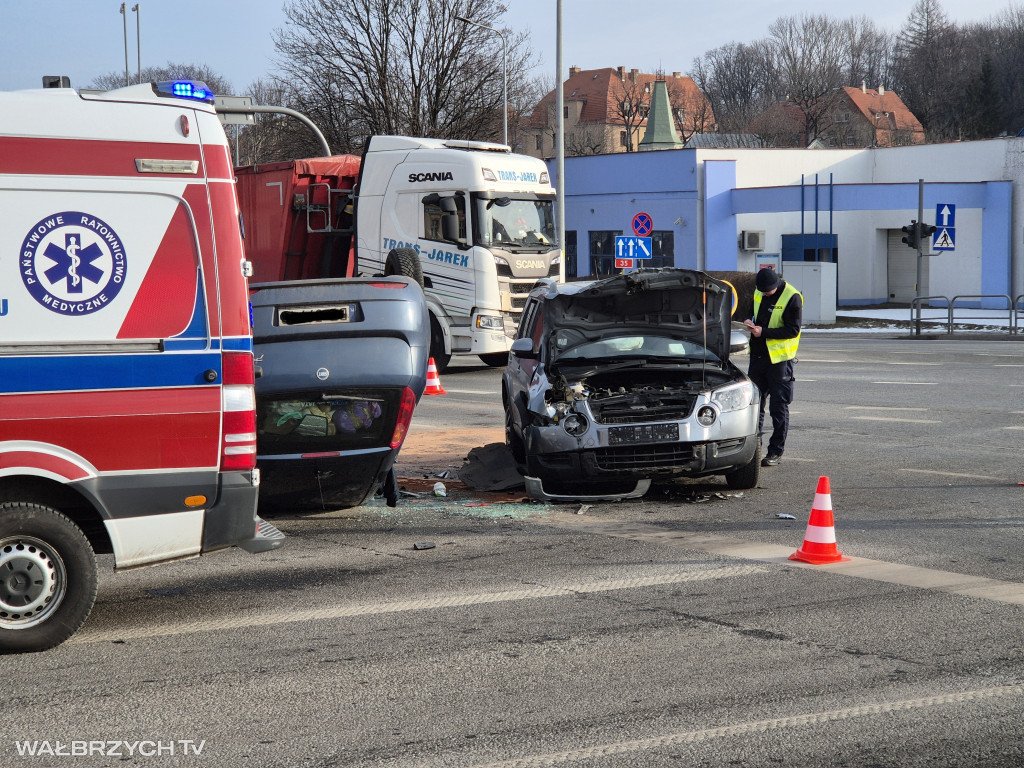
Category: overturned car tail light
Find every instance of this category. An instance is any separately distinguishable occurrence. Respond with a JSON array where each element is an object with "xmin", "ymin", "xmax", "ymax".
[{"xmin": 390, "ymin": 387, "xmax": 417, "ymax": 449}]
